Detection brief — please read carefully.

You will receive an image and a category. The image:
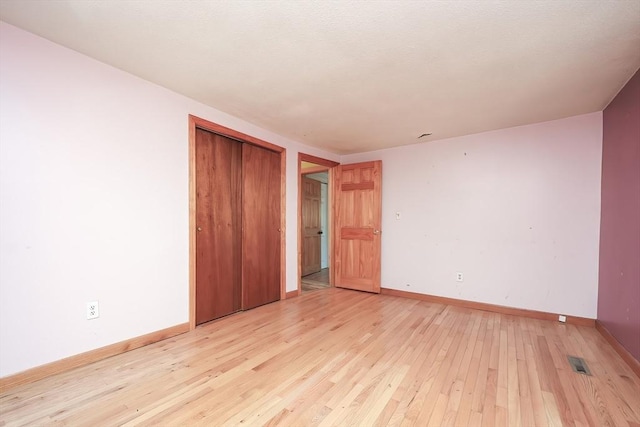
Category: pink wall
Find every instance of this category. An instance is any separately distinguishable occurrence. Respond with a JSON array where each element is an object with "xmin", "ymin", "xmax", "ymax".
[
  {"xmin": 598, "ymin": 68, "xmax": 640, "ymax": 361},
  {"xmin": 343, "ymin": 112, "xmax": 602, "ymax": 318},
  {"xmin": 0, "ymin": 22, "xmax": 340, "ymax": 377}
]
